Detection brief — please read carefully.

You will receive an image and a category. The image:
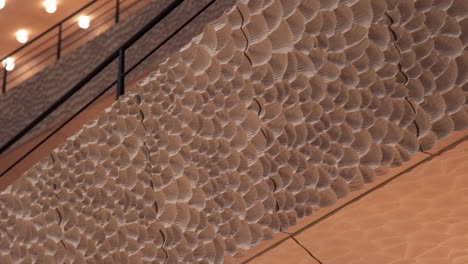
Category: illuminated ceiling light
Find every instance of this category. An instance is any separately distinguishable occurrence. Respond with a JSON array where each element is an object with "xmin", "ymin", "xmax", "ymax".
[
  {"xmin": 2, "ymin": 58, "xmax": 15, "ymax": 71},
  {"xmin": 43, "ymin": 0, "xmax": 57, "ymax": 13},
  {"xmin": 78, "ymin": 15, "xmax": 90, "ymax": 29},
  {"xmin": 0, "ymin": 0, "xmax": 6, "ymax": 9},
  {"xmin": 16, "ymin": 30, "xmax": 28, "ymax": 43}
]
